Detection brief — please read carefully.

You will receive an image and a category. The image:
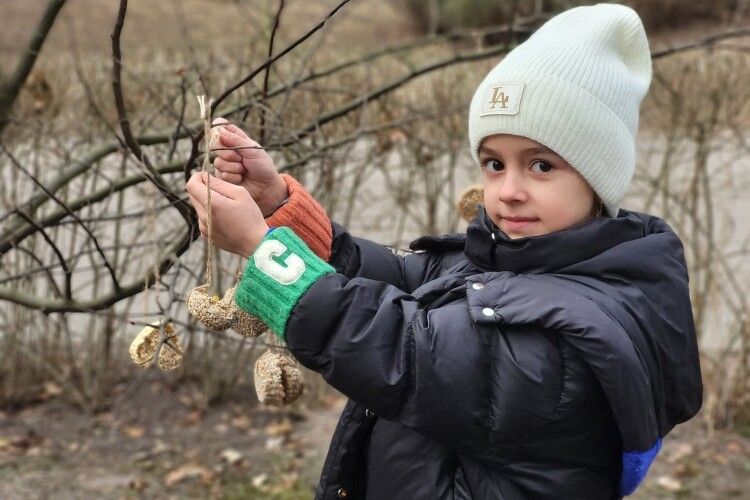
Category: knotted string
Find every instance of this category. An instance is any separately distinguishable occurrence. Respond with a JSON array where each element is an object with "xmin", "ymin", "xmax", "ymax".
[{"xmin": 197, "ymin": 95, "xmax": 220, "ymax": 297}]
